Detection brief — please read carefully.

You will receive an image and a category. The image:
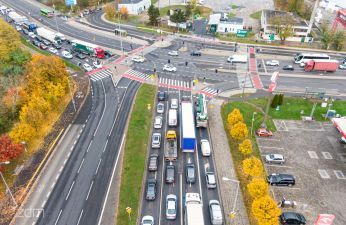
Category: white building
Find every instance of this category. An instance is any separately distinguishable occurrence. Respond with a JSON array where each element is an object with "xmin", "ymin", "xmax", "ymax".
[
  {"xmin": 320, "ymin": 0, "xmax": 346, "ymax": 12},
  {"xmin": 118, "ymin": 0, "xmax": 151, "ymax": 15},
  {"xmin": 208, "ymin": 13, "xmax": 244, "ymax": 34},
  {"xmin": 261, "ymin": 10, "xmax": 312, "ymax": 42}
]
